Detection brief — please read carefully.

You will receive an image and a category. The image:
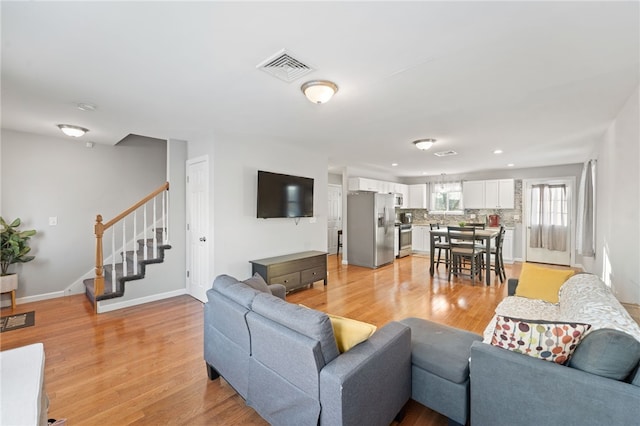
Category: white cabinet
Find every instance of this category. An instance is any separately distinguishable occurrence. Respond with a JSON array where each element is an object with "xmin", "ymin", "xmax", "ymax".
[
  {"xmin": 501, "ymin": 228, "xmax": 514, "ymax": 263},
  {"xmin": 485, "ymin": 179, "xmax": 515, "ymax": 209},
  {"xmin": 463, "ymin": 179, "xmax": 515, "ymax": 209},
  {"xmin": 348, "ymin": 177, "xmax": 379, "ymax": 192},
  {"xmin": 394, "ymin": 183, "xmax": 409, "ymax": 208},
  {"xmin": 411, "ymin": 225, "xmax": 430, "ymax": 253},
  {"xmin": 462, "ymin": 181, "xmax": 485, "ymax": 209},
  {"xmin": 408, "ymin": 184, "xmax": 427, "ymax": 208}
]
